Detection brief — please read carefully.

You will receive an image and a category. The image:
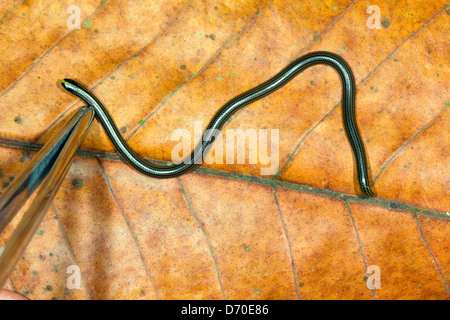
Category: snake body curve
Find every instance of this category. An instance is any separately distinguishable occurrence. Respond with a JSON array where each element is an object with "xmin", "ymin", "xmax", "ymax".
[{"xmin": 62, "ymin": 51, "xmax": 374, "ymax": 197}]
